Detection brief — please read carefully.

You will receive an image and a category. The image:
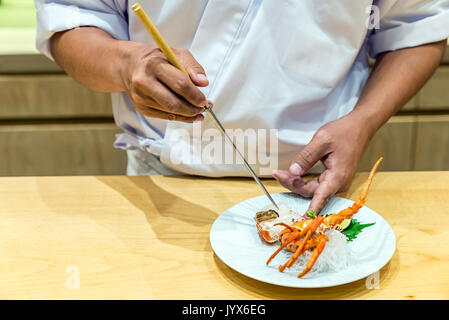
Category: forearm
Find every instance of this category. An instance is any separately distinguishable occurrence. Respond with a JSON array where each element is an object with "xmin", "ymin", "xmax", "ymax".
[
  {"xmin": 278, "ymin": 40, "xmax": 446, "ymax": 211},
  {"xmin": 50, "ymin": 27, "xmax": 139, "ymax": 93},
  {"xmin": 349, "ymin": 40, "xmax": 447, "ymax": 138}
]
